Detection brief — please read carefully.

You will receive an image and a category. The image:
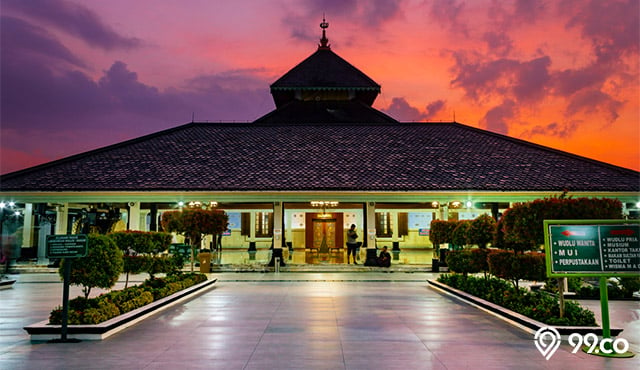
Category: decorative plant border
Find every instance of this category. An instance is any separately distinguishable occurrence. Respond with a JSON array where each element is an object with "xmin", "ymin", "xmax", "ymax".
[
  {"xmin": 24, "ymin": 278, "xmax": 216, "ymax": 341},
  {"xmin": 427, "ymin": 279, "xmax": 623, "ymax": 337}
]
